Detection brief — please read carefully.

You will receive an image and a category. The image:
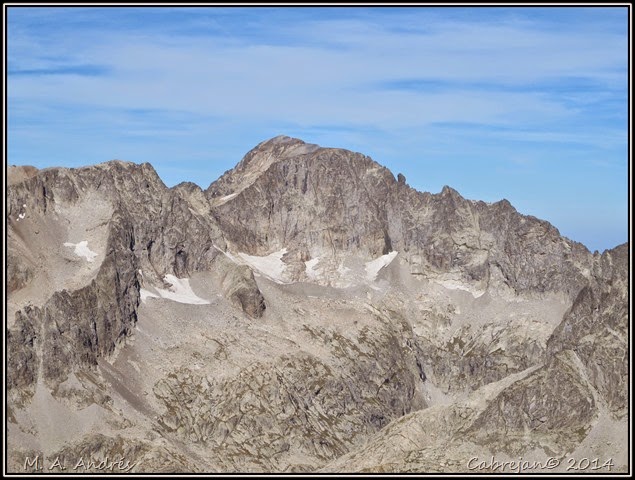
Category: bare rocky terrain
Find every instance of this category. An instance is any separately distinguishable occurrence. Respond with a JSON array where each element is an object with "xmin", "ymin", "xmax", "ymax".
[{"xmin": 5, "ymin": 136, "xmax": 629, "ymax": 473}]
